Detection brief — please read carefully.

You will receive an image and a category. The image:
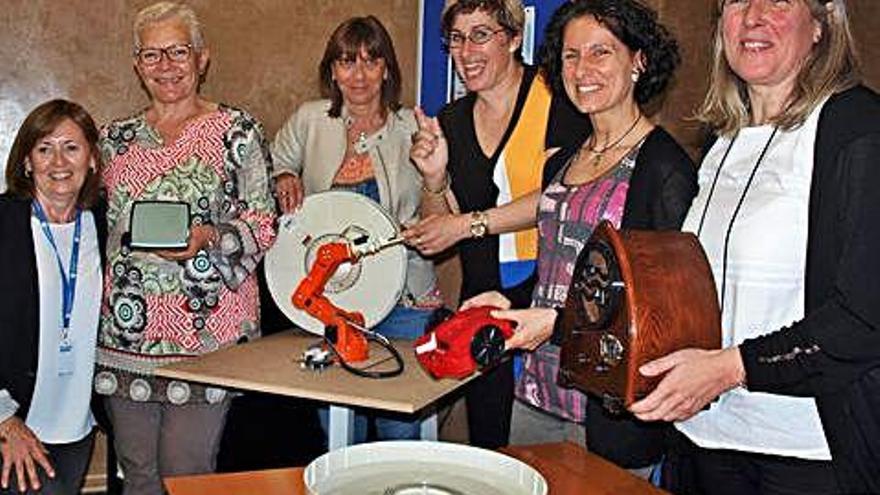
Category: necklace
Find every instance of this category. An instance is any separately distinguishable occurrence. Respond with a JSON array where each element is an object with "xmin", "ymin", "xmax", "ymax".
[
  {"xmin": 696, "ymin": 126, "xmax": 778, "ymax": 313},
  {"xmin": 347, "ymin": 115, "xmax": 382, "ymax": 155},
  {"xmin": 584, "ymin": 113, "xmax": 643, "ymax": 168},
  {"xmin": 353, "ymin": 131, "xmax": 368, "ymax": 154}
]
